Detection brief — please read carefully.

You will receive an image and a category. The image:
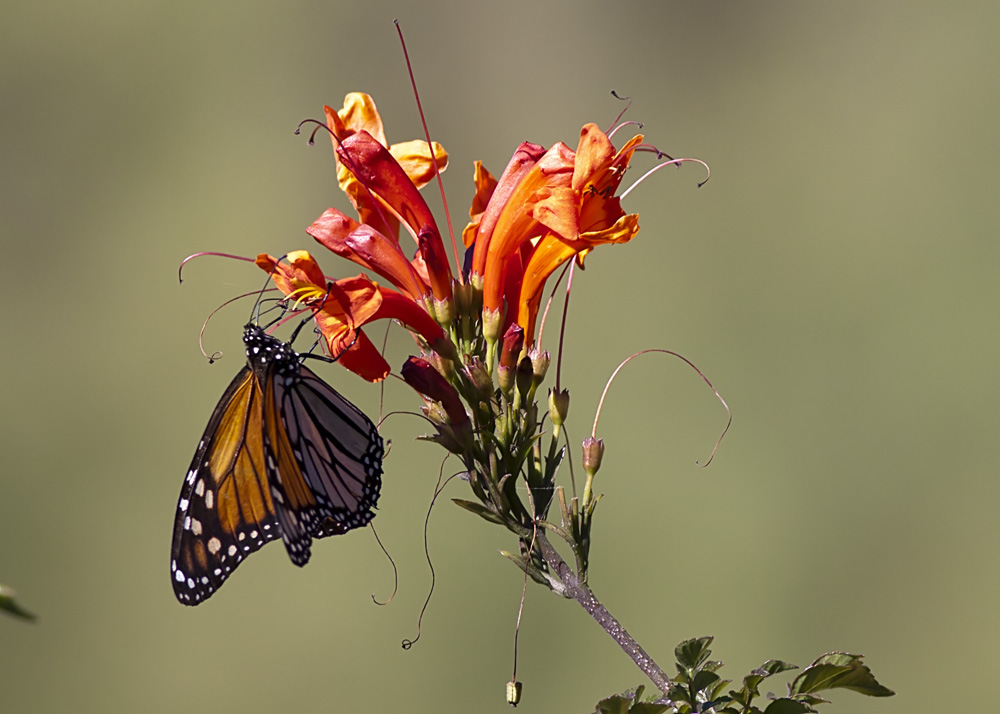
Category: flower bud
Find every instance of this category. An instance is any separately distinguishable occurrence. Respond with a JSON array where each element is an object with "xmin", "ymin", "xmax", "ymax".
[
  {"xmin": 483, "ymin": 306, "xmax": 504, "ymax": 344},
  {"xmin": 432, "ymin": 294, "xmax": 454, "ymax": 326},
  {"xmin": 582, "ymin": 437, "xmax": 605, "ymax": 477},
  {"xmin": 500, "ymin": 324, "xmax": 525, "ymax": 371},
  {"xmin": 515, "ymin": 355, "xmax": 534, "ymax": 401},
  {"xmin": 401, "ymin": 357, "xmax": 468, "ymax": 428},
  {"xmin": 530, "ymin": 347, "xmax": 550, "ymax": 386},
  {"xmin": 498, "ymin": 364, "xmax": 515, "ymax": 395},
  {"xmin": 548, "ymin": 388, "xmax": 570, "ymax": 427},
  {"xmin": 452, "ymin": 279, "xmax": 473, "ymax": 318},
  {"xmin": 463, "ymin": 357, "xmax": 493, "ymax": 397}
]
